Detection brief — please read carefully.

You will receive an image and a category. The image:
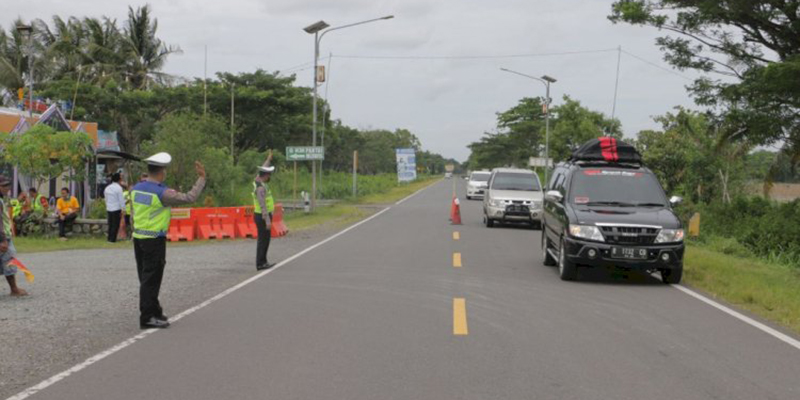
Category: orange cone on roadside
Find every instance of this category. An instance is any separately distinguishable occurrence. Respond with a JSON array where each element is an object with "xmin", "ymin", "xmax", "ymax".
[{"xmin": 450, "ymin": 196, "xmax": 462, "ymax": 225}]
